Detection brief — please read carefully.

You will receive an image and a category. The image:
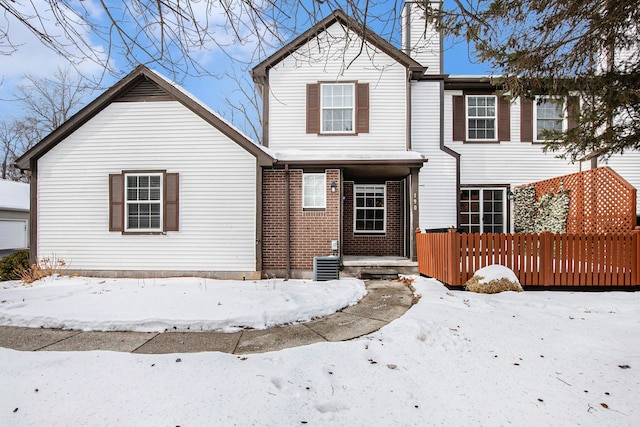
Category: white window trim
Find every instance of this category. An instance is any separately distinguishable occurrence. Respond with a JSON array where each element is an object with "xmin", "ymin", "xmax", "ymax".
[
  {"xmin": 533, "ymin": 95, "xmax": 568, "ymax": 142},
  {"xmin": 354, "ymin": 184, "xmax": 386, "ymax": 234},
  {"xmin": 125, "ymin": 172, "xmax": 163, "ymax": 232},
  {"xmin": 466, "ymin": 95, "xmax": 498, "ymax": 141},
  {"xmin": 459, "ymin": 187, "xmax": 507, "ymax": 233},
  {"xmin": 302, "ymin": 173, "xmax": 326, "ymax": 209},
  {"xmin": 320, "ymin": 83, "xmax": 356, "ymax": 134}
]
